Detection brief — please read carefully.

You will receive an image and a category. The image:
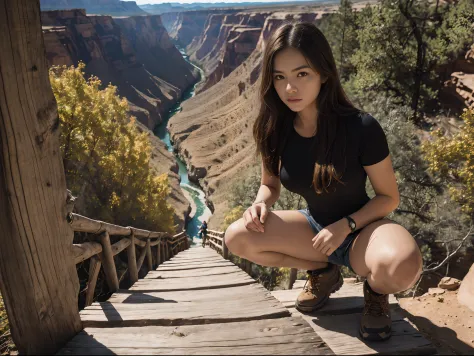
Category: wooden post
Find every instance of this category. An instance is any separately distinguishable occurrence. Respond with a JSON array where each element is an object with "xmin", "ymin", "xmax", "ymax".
[
  {"xmin": 127, "ymin": 231, "xmax": 138, "ymax": 284},
  {"xmin": 98, "ymin": 231, "xmax": 119, "ymax": 292},
  {"xmin": 156, "ymin": 238, "xmax": 161, "ymax": 266},
  {"xmin": 165, "ymin": 240, "xmax": 170, "ymax": 261},
  {"xmin": 0, "ymin": 1, "xmax": 82, "ymax": 352},
  {"xmin": 146, "ymin": 238, "xmax": 153, "ymax": 271},
  {"xmin": 222, "ymin": 233, "xmax": 229, "ymax": 260},
  {"xmin": 288, "ymin": 268, "xmax": 298, "ymax": 290},
  {"xmin": 85, "ymin": 256, "xmax": 101, "ymax": 307}
]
